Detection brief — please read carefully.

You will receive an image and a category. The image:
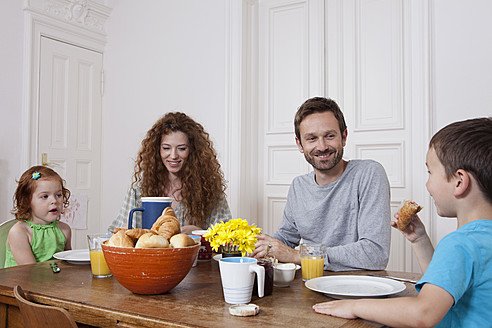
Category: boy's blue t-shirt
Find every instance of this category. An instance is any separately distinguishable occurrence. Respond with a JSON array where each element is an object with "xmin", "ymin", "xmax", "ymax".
[{"xmin": 415, "ymin": 219, "xmax": 492, "ymax": 328}]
